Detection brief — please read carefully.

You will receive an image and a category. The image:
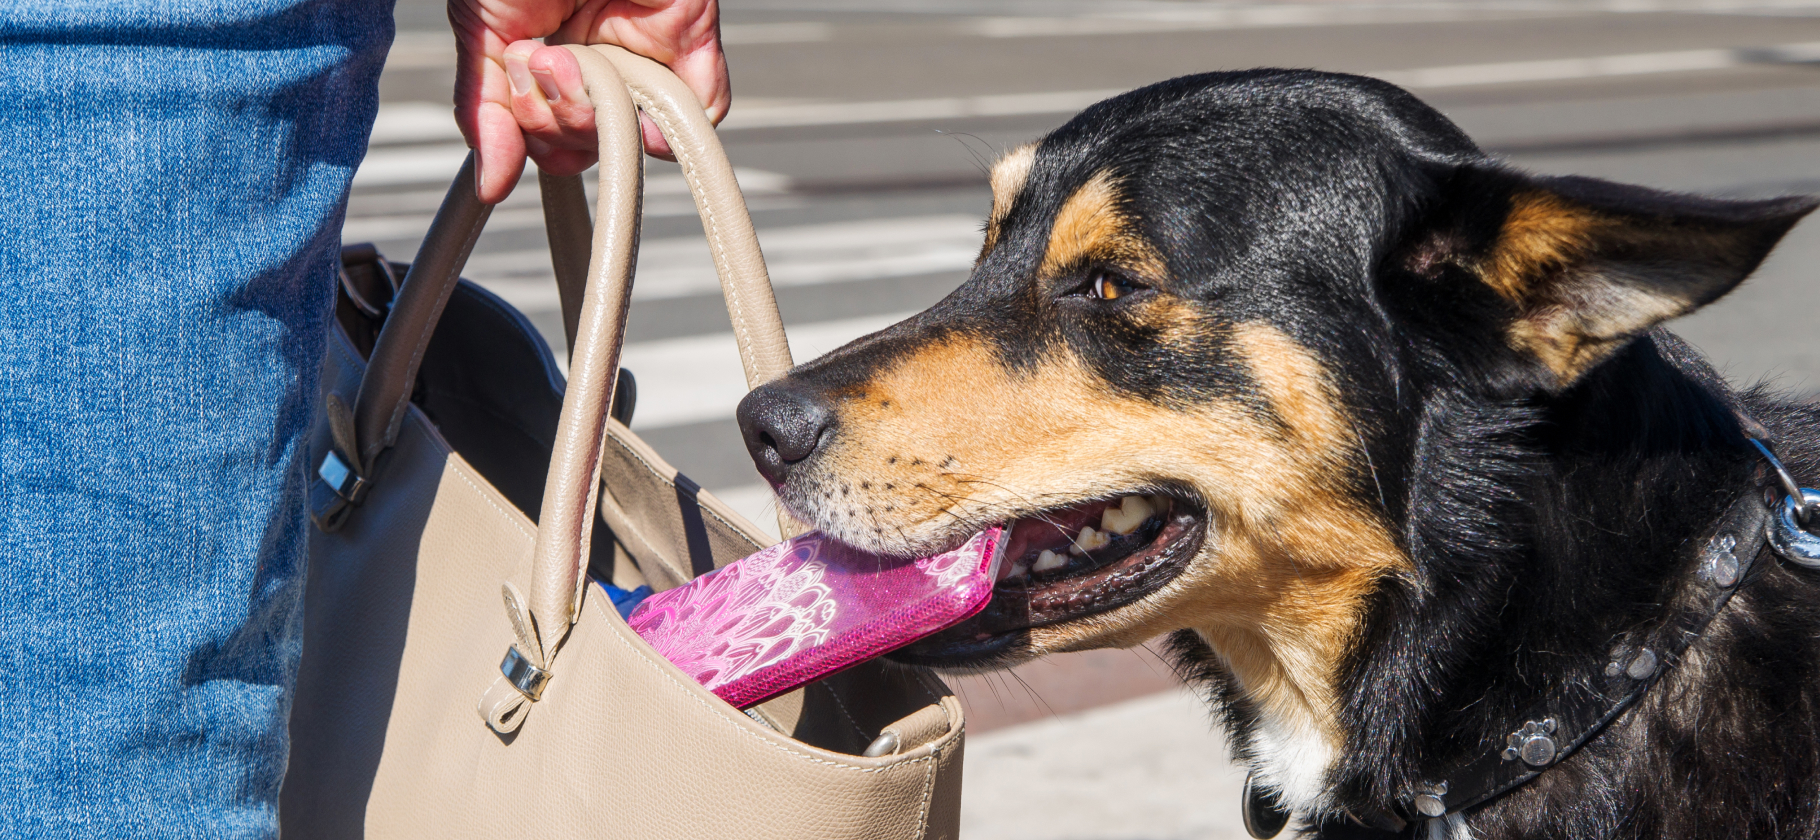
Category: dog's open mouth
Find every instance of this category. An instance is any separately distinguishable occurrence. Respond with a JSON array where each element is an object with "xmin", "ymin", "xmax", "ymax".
[{"xmin": 891, "ymin": 490, "xmax": 1206, "ymax": 668}]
